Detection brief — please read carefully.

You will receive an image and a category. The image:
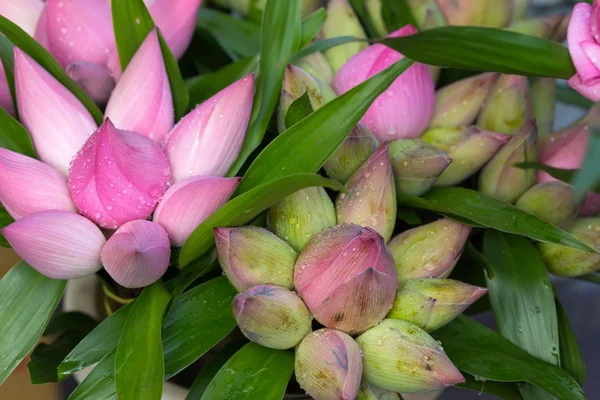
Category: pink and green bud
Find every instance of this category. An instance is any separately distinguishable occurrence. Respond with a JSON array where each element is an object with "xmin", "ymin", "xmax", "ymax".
[
  {"xmin": 294, "ymin": 224, "xmax": 398, "ymax": 334},
  {"xmin": 516, "ymin": 182, "xmax": 577, "ymax": 228},
  {"xmin": 437, "ymin": 0, "xmax": 511, "ymax": 28},
  {"xmin": 357, "ymin": 382, "xmax": 400, "ymax": 400},
  {"xmin": 357, "ymin": 319, "xmax": 465, "ymax": 393},
  {"xmin": 215, "ymin": 226, "xmax": 297, "ymax": 292},
  {"xmin": 409, "ymin": 0, "xmax": 448, "ymax": 30},
  {"xmin": 387, "ymin": 139, "xmax": 451, "ymax": 196},
  {"xmin": 388, "ymin": 279, "xmax": 488, "ymax": 332},
  {"xmin": 506, "ymin": 15, "xmax": 563, "ymax": 39},
  {"xmin": 422, "ymin": 126, "xmax": 510, "ymax": 187},
  {"xmin": 295, "ymin": 52, "xmax": 334, "ymax": 86},
  {"xmin": 387, "ymin": 219, "xmax": 471, "ymax": 281},
  {"xmin": 531, "ymin": 78, "xmax": 556, "ymax": 137},
  {"xmin": 267, "ymin": 187, "xmax": 336, "ymax": 252},
  {"xmin": 336, "ymin": 144, "xmax": 397, "ymax": 242},
  {"xmin": 365, "ymin": 0, "xmax": 387, "ymax": 37},
  {"xmin": 323, "ymin": 124, "xmax": 377, "ymax": 184},
  {"xmin": 233, "ymin": 285, "xmax": 312, "ymax": 349},
  {"xmin": 295, "ymin": 329, "xmax": 363, "ymax": 400}
]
